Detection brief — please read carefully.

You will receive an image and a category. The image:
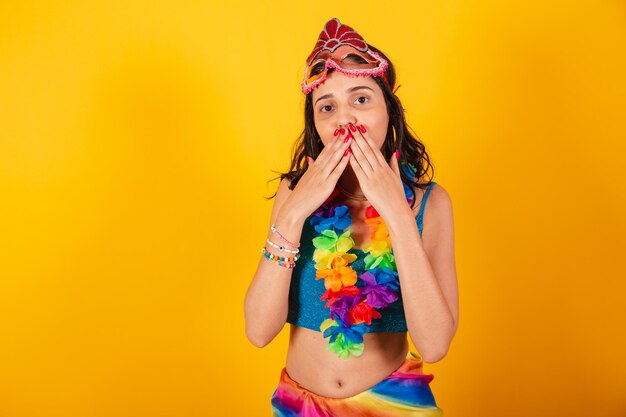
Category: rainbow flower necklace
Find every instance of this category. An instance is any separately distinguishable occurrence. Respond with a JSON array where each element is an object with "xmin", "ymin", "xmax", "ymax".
[{"xmin": 309, "ymin": 163, "xmax": 417, "ymax": 360}]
